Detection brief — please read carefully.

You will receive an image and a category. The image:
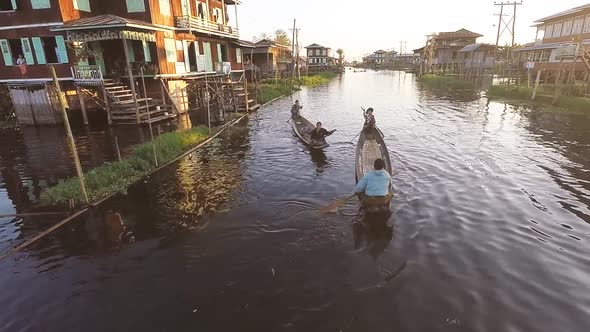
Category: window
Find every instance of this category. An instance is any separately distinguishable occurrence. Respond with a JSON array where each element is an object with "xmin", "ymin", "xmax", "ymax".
[
  {"xmin": 552, "ymin": 21, "xmax": 563, "ymax": 38},
  {"xmin": 73, "ymin": 0, "xmax": 90, "ymax": 12},
  {"xmin": 196, "ymin": 1, "xmax": 208, "ymax": 20},
  {"xmin": 212, "ymin": 8, "xmax": 223, "ymax": 24},
  {"xmin": 236, "ymin": 48, "xmax": 242, "ymax": 63},
  {"xmin": 31, "ymin": 0, "xmax": 50, "ymax": 9},
  {"xmin": 584, "ymin": 15, "xmax": 590, "ymax": 33},
  {"xmin": 0, "ymin": 0, "xmax": 17, "ymax": 11},
  {"xmin": 126, "ymin": 0, "xmax": 145, "ymax": 12},
  {"xmin": 159, "ymin": 0, "xmax": 171, "ymax": 16},
  {"xmin": 545, "ymin": 24, "xmax": 553, "ymax": 38},
  {"xmin": 164, "ymin": 38, "xmax": 176, "ymax": 62},
  {"xmin": 562, "ymin": 19, "xmax": 573, "ymax": 36},
  {"xmin": 572, "ymin": 16, "xmax": 584, "ymax": 34},
  {"xmin": 540, "ymin": 50, "xmax": 549, "ymax": 62}
]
